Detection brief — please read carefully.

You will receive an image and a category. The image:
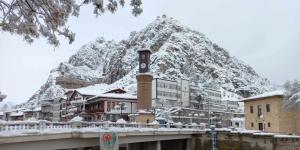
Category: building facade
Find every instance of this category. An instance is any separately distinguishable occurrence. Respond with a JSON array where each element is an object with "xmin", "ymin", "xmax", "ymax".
[
  {"xmin": 60, "ymin": 88, "xmax": 137, "ymax": 122},
  {"xmin": 201, "ymin": 88, "xmax": 225, "ymax": 112},
  {"xmin": 152, "ymin": 78, "xmax": 190, "ymax": 108},
  {"xmin": 243, "ymin": 90, "xmax": 300, "ymax": 134}
]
